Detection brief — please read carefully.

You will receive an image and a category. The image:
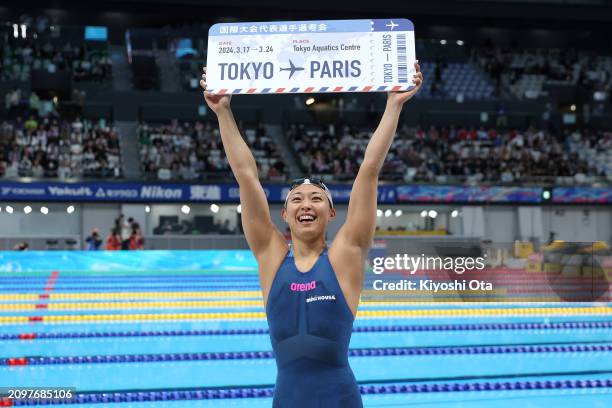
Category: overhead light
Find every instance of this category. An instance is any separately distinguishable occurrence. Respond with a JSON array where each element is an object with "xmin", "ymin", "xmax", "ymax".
[
  {"xmin": 305, "ymin": 97, "xmax": 315, "ymax": 106},
  {"xmin": 210, "ymin": 204, "xmax": 219, "ymax": 214},
  {"xmin": 593, "ymin": 91, "xmax": 607, "ymax": 101},
  {"xmin": 451, "ymin": 210, "xmax": 459, "ymax": 218},
  {"xmin": 542, "ymin": 190, "xmax": 552, "ymax": 200},
  {"xmin": 376, "ymin": 209, "xmax": 383, "ymax": 217},
  {"xmin": 40, "ymin": 206, "xmax": 49, "ymax": 215},
  {"xmin": 24, "ymin": 205, "xmax": 32, "ymax": 214},
  {"xmin": 395, "ymin": 210, "xmax": 402, "ymax": 217},
  {"xmin": 428, "ymin": 210, "xmax": 438, "ymax": 218},
  {"xmin": 181, "ymin": 205, "xmax": 191, "ymax": 214},
  {"xmin": 236, "ymin": 204, "xmax": 242, "ymax": 214},
  {"xmin": 440, "ymin": 39, "xmax": 447, "ymax": 45},
  {"xmin": 145, "ymin": 205, "xmax": 151, "ymax": 213},
  {"xmin": 456, "ymin": 40, "xmax": 464, "ymax": 46},
  {"xmin": 6, "ymin": 205, "xmax": 14, "ymax": 214},
  {"xmin": 570, "ymin": 104, "xmax": 576, "ymax": 112},
  {"xmin": 384, "ymin": 209, "xmax": 392, "ymax": 217},
  {"xmin": 420, "ymin": 210, "xmax": 428, "ymax": 218},
  {"xmin": 66, "ymin": 205, "xmax": 75, "ymax": 214}
]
